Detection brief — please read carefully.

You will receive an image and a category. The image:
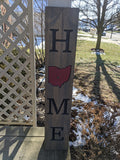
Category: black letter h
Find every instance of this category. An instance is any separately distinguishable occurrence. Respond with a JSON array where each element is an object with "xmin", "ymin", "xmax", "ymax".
[{"xmin": 50, "ymin": 29, "xmax": 73, "ymax": 53}]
